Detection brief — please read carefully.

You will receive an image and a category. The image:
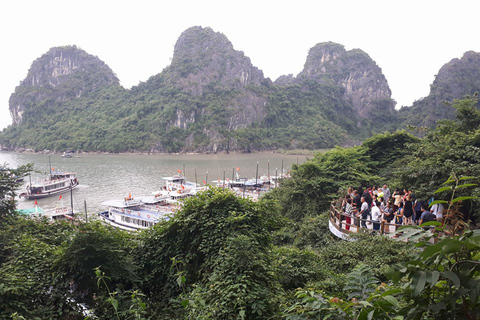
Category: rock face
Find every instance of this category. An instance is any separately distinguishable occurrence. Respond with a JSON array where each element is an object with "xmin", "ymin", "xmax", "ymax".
[
  {"xmin": 399, "ymin": 51, "xmax": 480, "ymax": 127},
  {"xmin": 296, "ymin": 42, "xmax": 395, "ymax": 120},
  {"xmin": 12, "ymin": 26, "xmax": 476, "ymax": 153},
  {"xmin": 9, "ymin": 45, "xmax": 119, "ymax": 124},
  {"xmin": 167, "ymin": 26, "xmax": 265, "ymax": 94},
  {"xmin": 147, "ymin": 26, "xmax": 269, "ymax": 151}
]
